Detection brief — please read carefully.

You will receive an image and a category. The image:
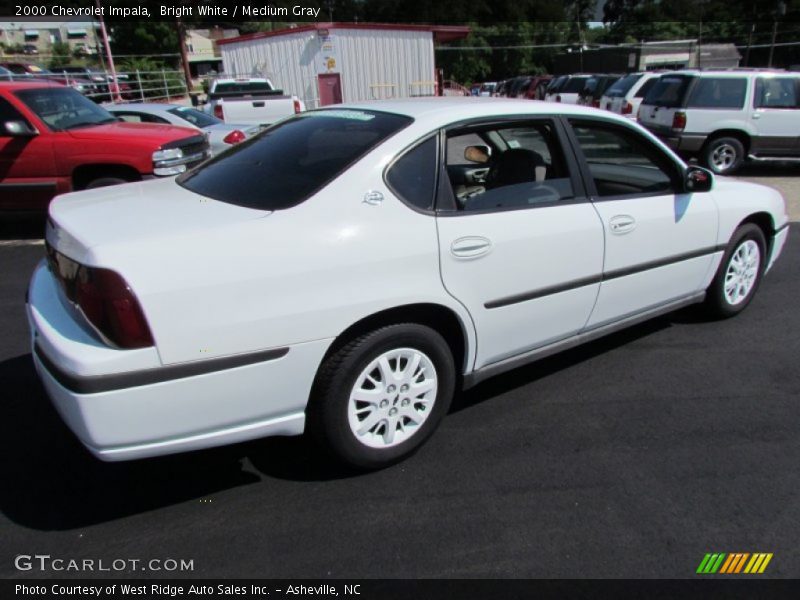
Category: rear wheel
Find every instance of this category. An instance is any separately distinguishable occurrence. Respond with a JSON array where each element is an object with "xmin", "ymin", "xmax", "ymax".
[
  {"xmin": 702, "ymin": 136, "xmax": 745, "ymax": 175},
  {"xmin": 308, "ymin": 323, "xmax": 455, "ymax": 470},
  {"xmin": 705, "ymin": 224, "xmax": 766, "ymax": 318}
]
